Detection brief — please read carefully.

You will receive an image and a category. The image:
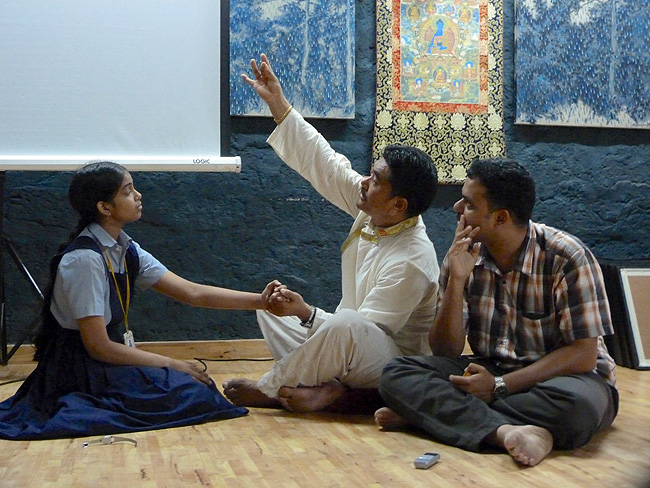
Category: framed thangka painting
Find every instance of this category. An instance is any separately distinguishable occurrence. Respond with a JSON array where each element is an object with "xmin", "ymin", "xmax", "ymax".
[
  {"xmin": 229, "ymin": 0, "xmax": 355, "ymax": 119},
  {"xmin": 515, "ymin": 0, "xmax": 650, "ymax": 129},
  {"xmin": 373, "ymin": 0, "xmax": 506, "ymax": 184}
]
